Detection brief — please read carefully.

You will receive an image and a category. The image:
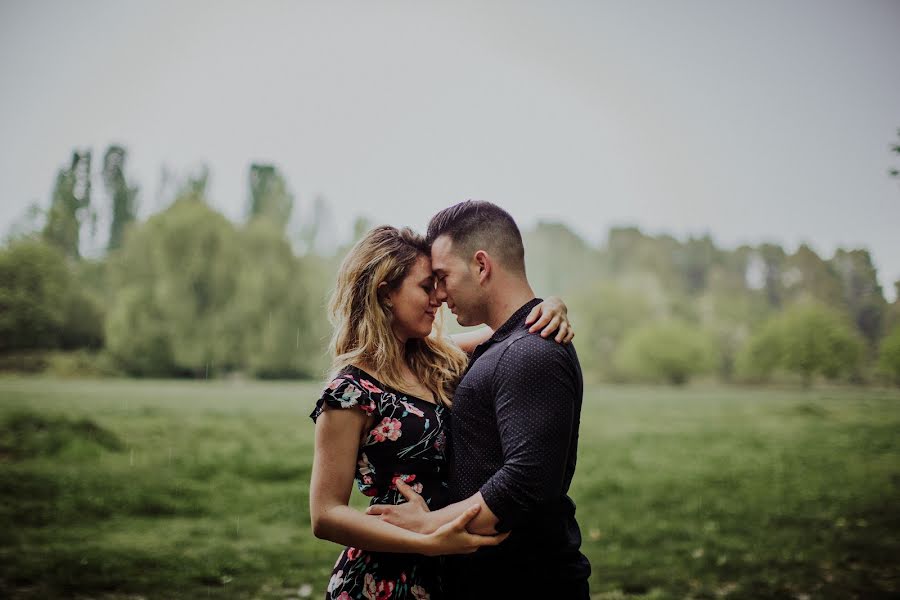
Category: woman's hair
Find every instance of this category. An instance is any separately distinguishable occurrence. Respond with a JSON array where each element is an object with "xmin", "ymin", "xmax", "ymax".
[{"xmin": 327, "ymin": 225, "xmax": 468, "ymax": 406}]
